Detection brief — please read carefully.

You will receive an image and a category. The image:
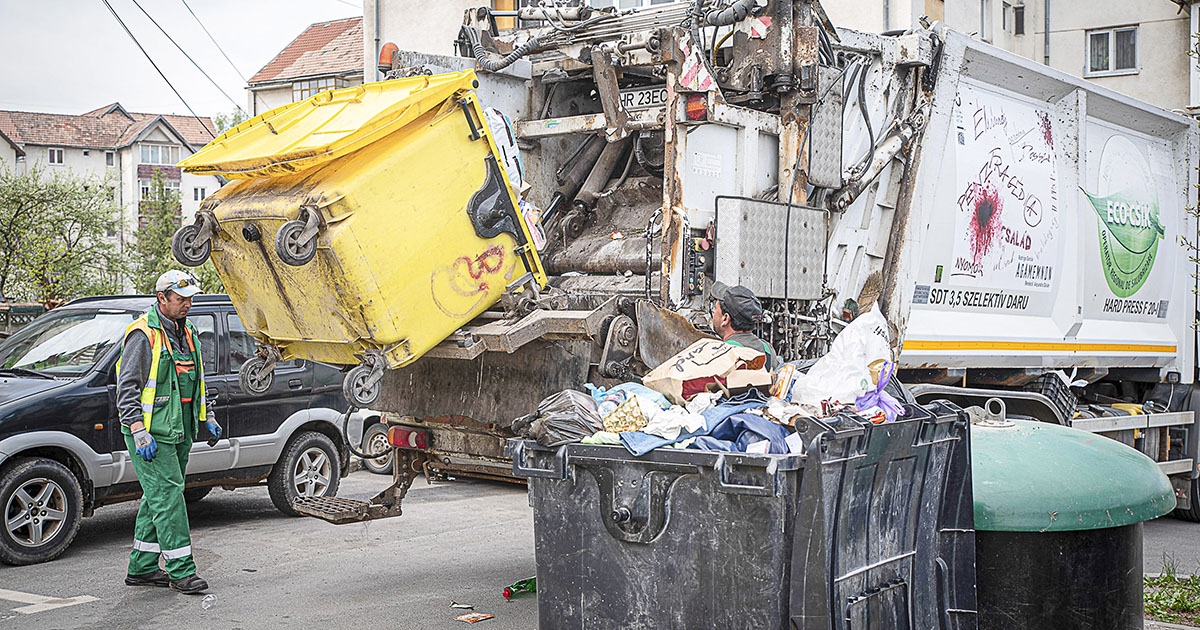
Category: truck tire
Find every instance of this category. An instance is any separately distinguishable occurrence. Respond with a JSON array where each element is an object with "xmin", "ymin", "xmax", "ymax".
[
  {"xmin": 268, "ymin": 431, "xmax": 341, "ymax": 517},
  {"xmin": 183, "ymin": 486, "xmax": 213, "ymax": 504},
  {"xmin": 0, "ymin": 457, "xmax": 84, "ymax": 566},
  {"xmin": 1173, "ymin": 477, "xmax": 1200, "ymax": 522},
  {"xmin": 361, "ymin": 423, "xmax": 393, "ymax": 475}
]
